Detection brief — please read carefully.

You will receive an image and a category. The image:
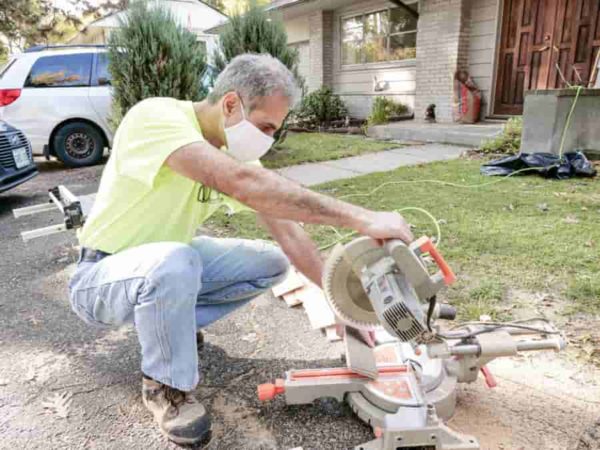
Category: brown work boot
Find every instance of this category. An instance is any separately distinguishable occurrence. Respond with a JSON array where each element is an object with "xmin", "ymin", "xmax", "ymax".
[
  {"xmin": 142, "ymin": 376, "xmax": 211, "ymax": 445},
  {"xmin": 196, "ymin": 330, "xmax": 204, "ymax": 352}
]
